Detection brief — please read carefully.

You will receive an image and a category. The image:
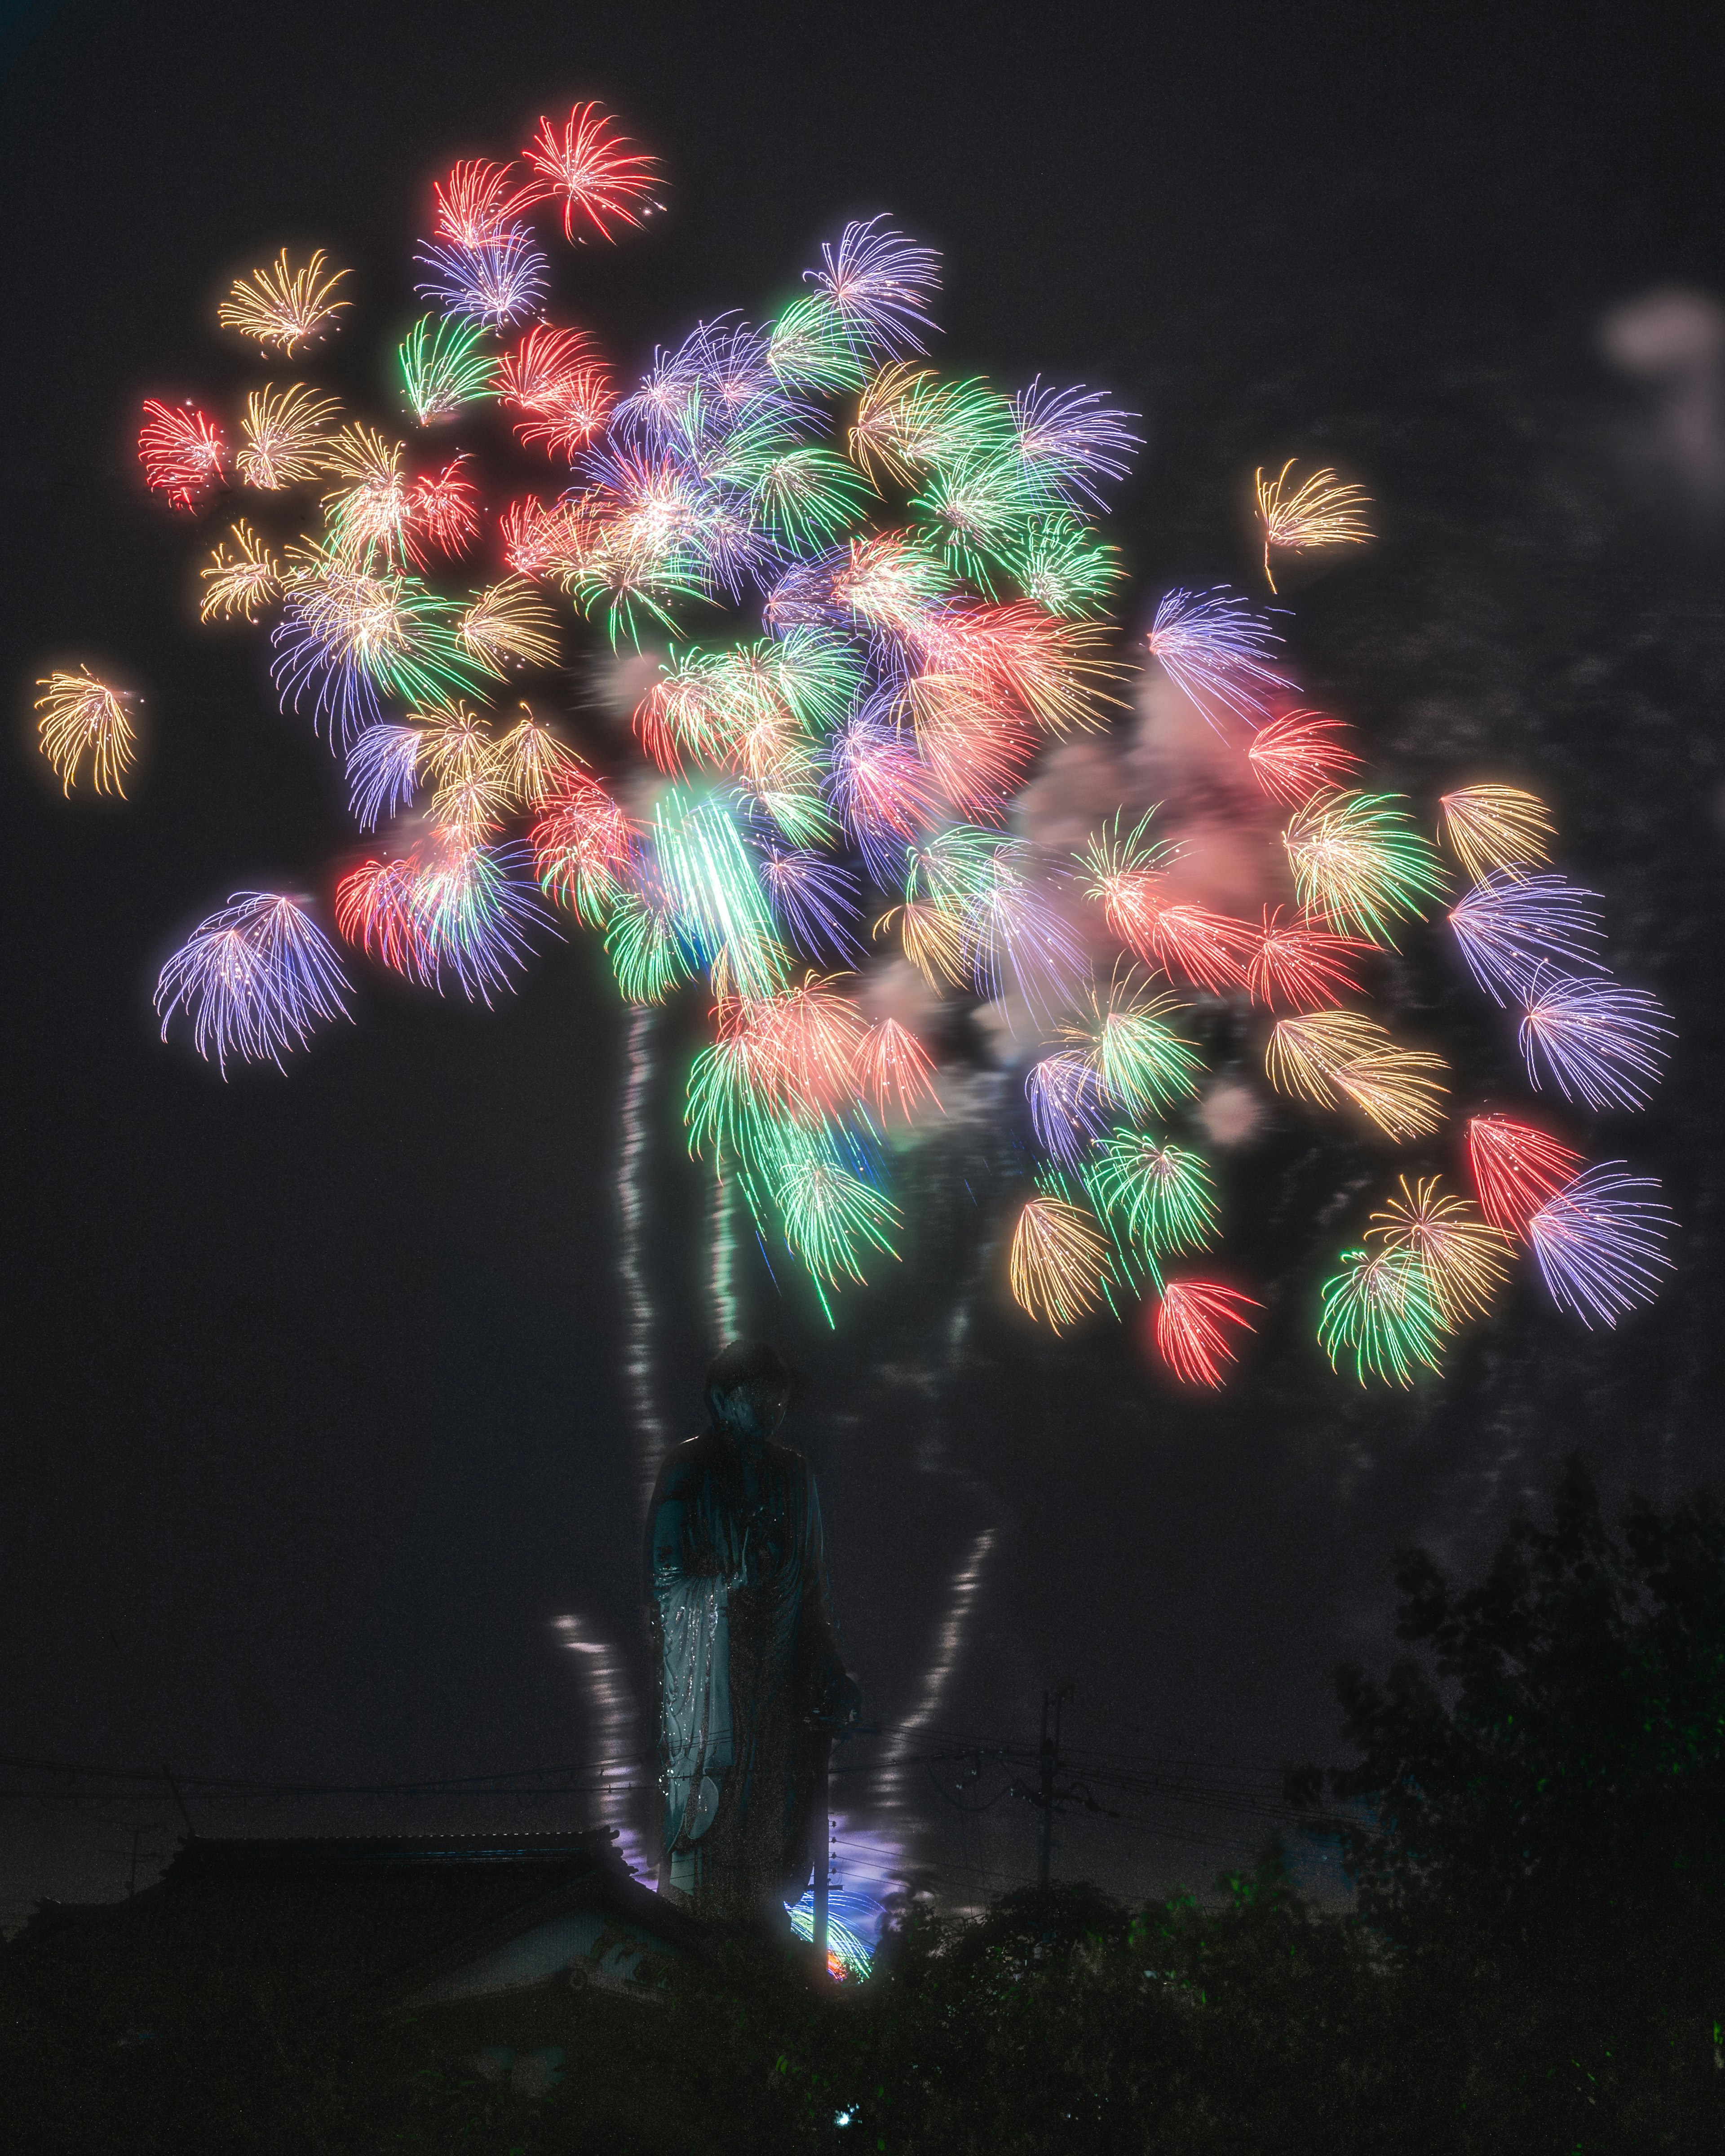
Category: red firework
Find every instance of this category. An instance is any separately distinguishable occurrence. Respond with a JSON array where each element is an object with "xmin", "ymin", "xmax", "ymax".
[
  {"xmin": 1247, "ymin": 709, "xmax": 1361, "ymax": 807},
  {"xmin": 1153, "ymin": 1280, "xmax": 1261, "ymax": 1387},
  {"xmin": 1247, "ymin": 907, "xmax": 1373, "ymax": 1011},
  {"xmin": 520, "ymin": 104, "xmax": 664, "ymax": 242},
  {"xmin": 138, "ymin": 399, "xmax": 227, "ymax": 511},
  {"xmin": 1465, "ymin": 1113, "xmax": 1583, "ymax": 1238}
]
